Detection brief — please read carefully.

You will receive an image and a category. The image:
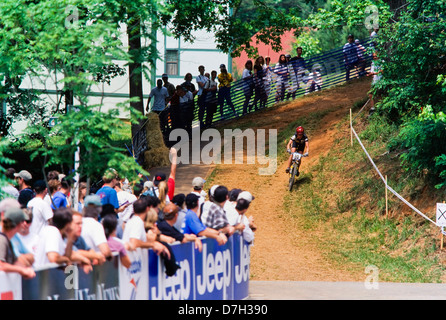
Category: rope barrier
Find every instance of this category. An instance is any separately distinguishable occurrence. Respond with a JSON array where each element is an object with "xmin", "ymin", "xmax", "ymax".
[{"xmin": 350, "ymin": 105, "xmax": 439, "ymax": 227}]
